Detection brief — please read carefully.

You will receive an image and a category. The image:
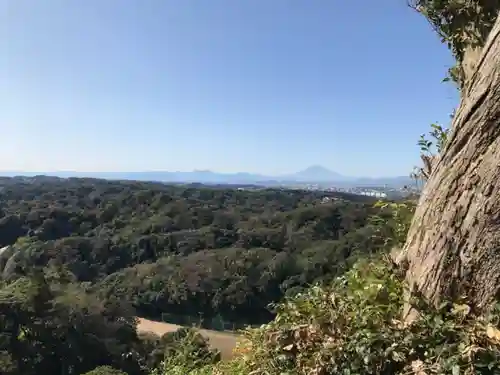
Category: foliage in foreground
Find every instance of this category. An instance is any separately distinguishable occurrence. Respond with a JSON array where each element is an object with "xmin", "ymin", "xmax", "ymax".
[
  {"xmin": 158, "ymin": 258, "xmax": 500, "ymax": 374},
  {"xmin": 410, "ymin": 0, "xmax": 498, "ymax": 86},
  {"xmin": 151, "ymin": 328, "xmax": 220, "ymax": 375}
]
